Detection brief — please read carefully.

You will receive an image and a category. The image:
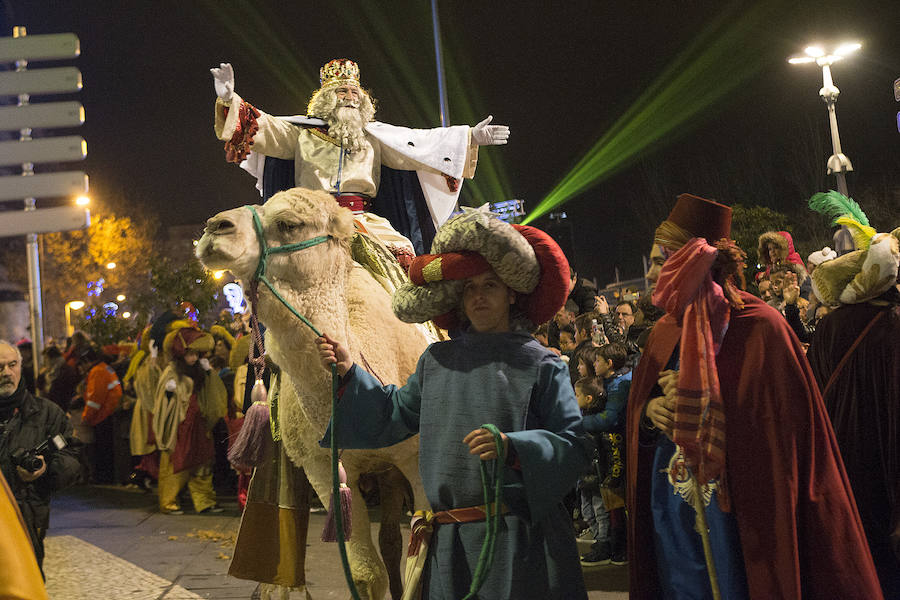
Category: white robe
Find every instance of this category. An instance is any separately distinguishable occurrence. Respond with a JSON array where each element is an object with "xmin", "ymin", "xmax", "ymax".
[{"xmin": 215, "ymin": 94, "xmax": 478, "ymax": 231}]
